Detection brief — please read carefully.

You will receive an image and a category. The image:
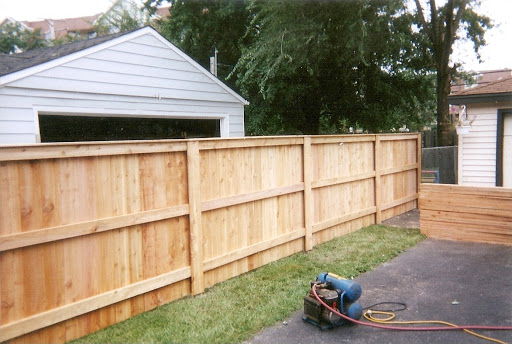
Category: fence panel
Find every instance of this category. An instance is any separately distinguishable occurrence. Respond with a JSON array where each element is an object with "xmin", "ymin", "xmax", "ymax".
[
  {"xmin": 420, "ymin": 184, "xmax": 512, "ymax": 245},
  {"xmin": 310, "ymin": 136, "xmax": 375, "ymax": 245},
  {"xmin": 0, "ymin": 134, "xmax": 419, "ymax": 343},
  {"xmin": 380, "ymin": 136, "xmax": 420, "ymax": 220}
]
